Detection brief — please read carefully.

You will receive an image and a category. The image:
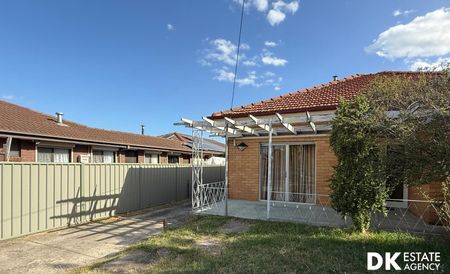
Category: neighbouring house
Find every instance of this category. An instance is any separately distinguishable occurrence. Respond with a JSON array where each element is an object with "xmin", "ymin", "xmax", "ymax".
[
  {"xmin": 160, "ymin": 132, "xmax": 225, "ymax": 162},
  {"xmin": 181, "ymin": 71, "xmax": 443, "ymax": 224},
  {"xmin": 0, "ymin": 100, "xmax": 192, "ymax": 164}
]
